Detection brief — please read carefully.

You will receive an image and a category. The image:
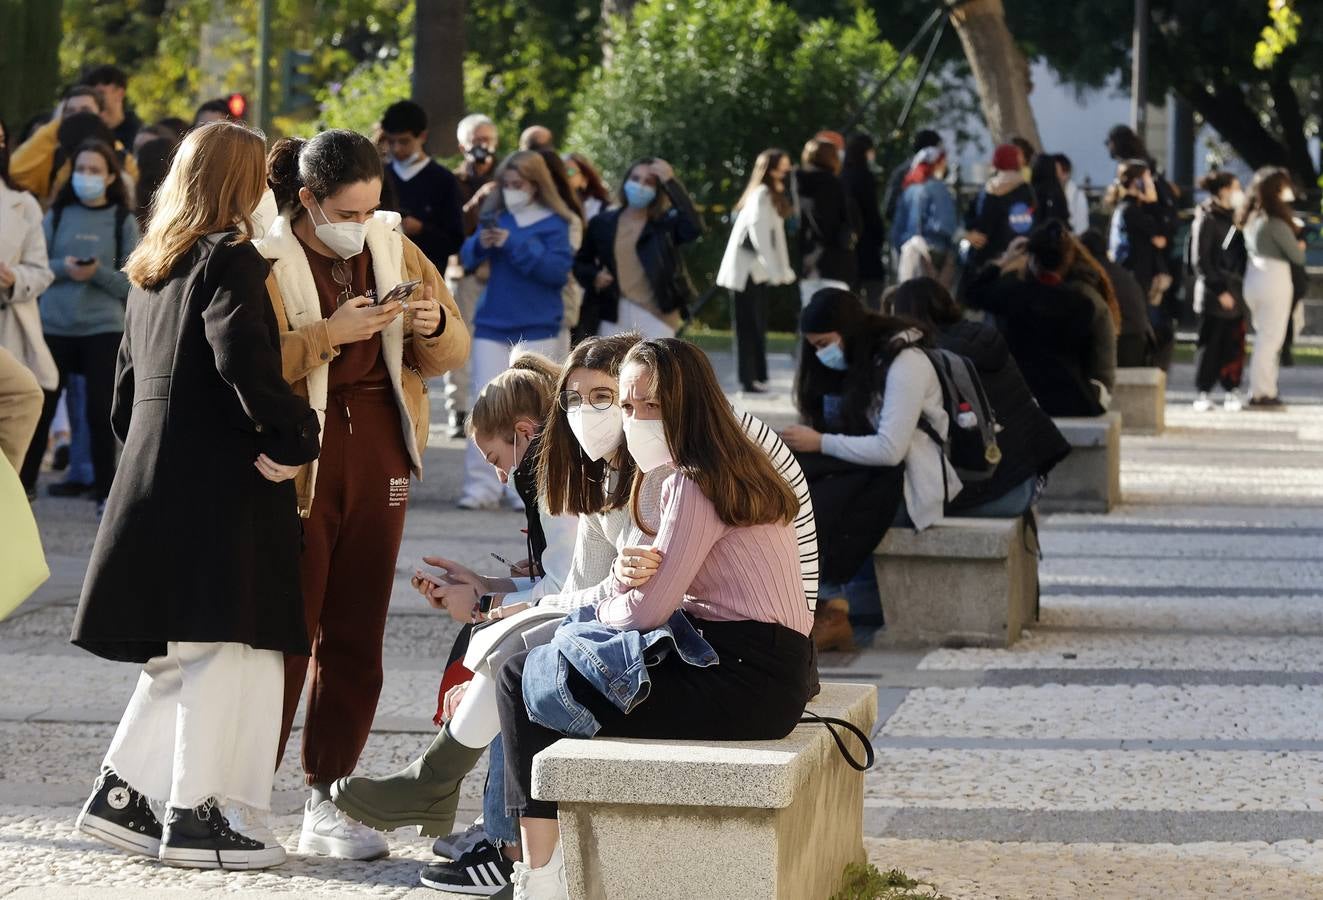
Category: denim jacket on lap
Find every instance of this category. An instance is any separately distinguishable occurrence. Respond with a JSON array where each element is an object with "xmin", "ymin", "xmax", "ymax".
[{"xmin": 521, "ymin": 605, "xmax": 717, "ymax": 738}]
